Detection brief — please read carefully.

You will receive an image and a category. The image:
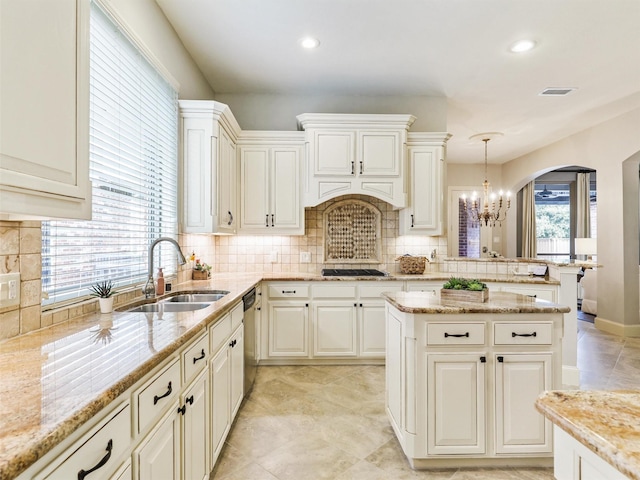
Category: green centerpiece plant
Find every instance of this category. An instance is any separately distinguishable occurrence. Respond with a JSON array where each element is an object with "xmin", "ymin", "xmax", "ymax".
[{"xmin": 441, "ymin": 277, "xmax": 489, "ymax": 302}]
